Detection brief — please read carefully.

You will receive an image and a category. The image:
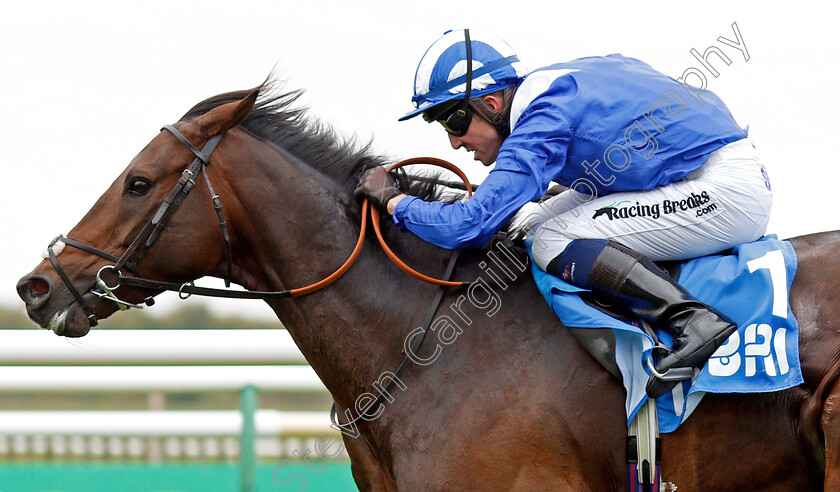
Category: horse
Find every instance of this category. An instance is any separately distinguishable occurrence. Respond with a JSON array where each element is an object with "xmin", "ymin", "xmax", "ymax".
[{"xmin": 15, "ymin": 81, "xmax": 840, "ymax": 491}]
